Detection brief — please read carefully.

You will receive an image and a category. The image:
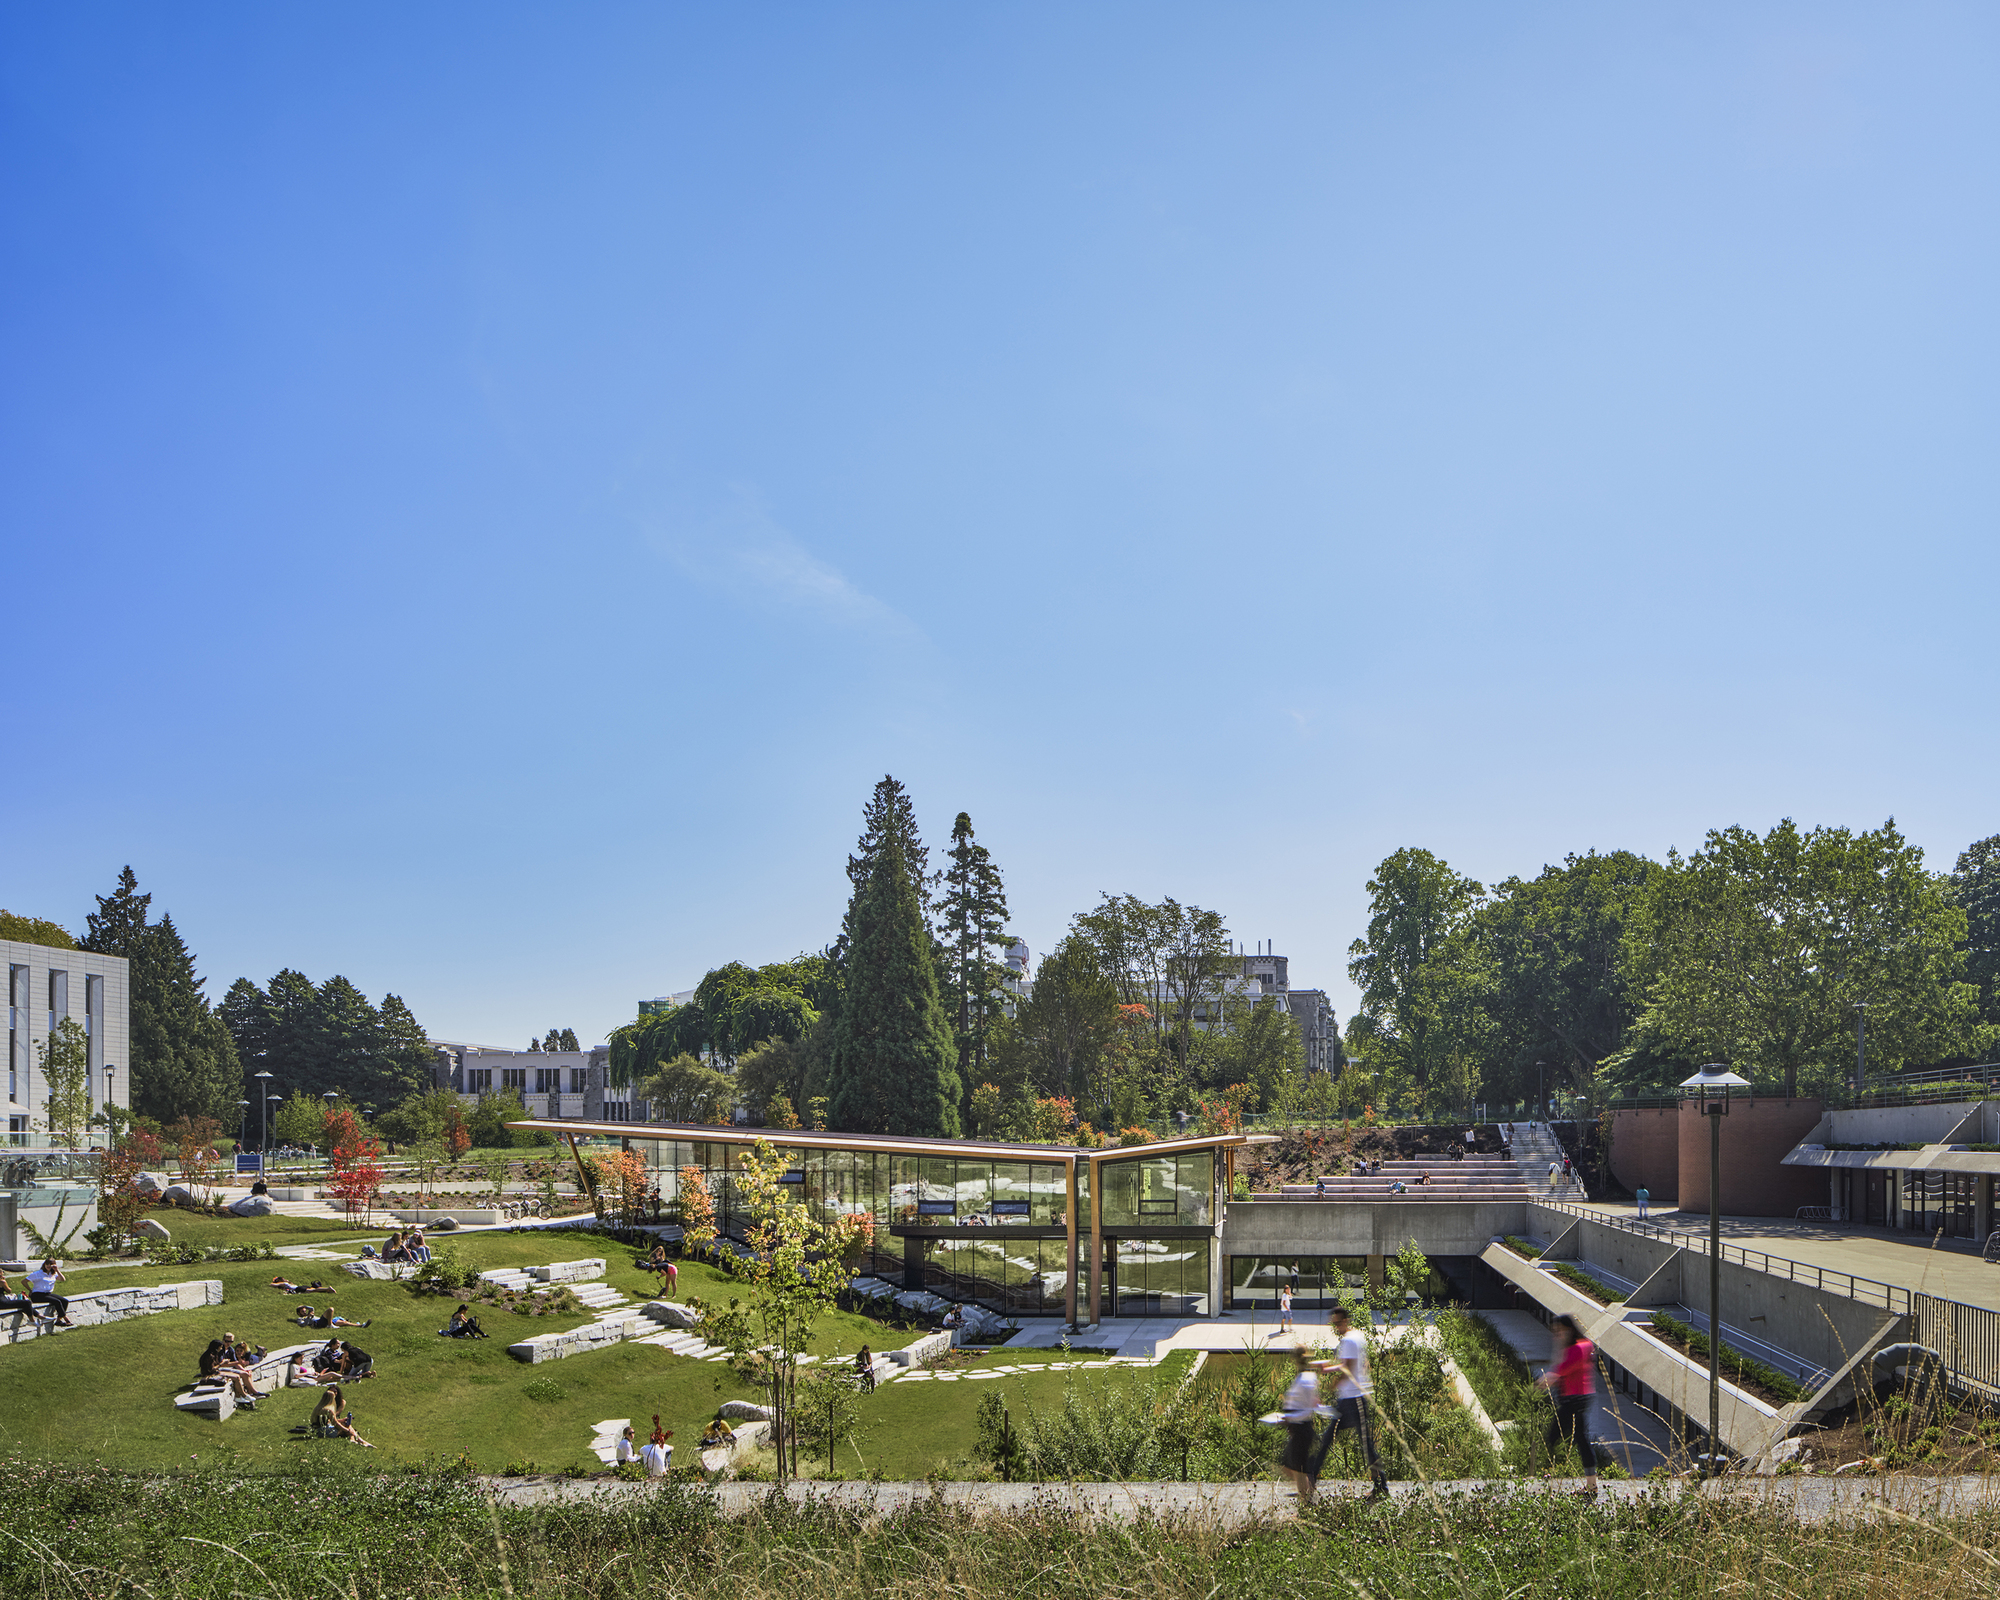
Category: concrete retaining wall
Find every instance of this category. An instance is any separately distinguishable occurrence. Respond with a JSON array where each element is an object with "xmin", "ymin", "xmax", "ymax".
[
  {"xmin": 3, "ymin": 1278, "xmax": 223, "ymax": 1344},
  {"xmin": 1678, "ymin": 1100, "xmax": 1827, "ymax": 1217},
  {"xmin": 1220, "ymin": 1199, "xmax": 1528, "ymax": 1258},
  {"xmin": 890, "ymin": 1332, "xmax": 952, "ymax": 1368}
]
